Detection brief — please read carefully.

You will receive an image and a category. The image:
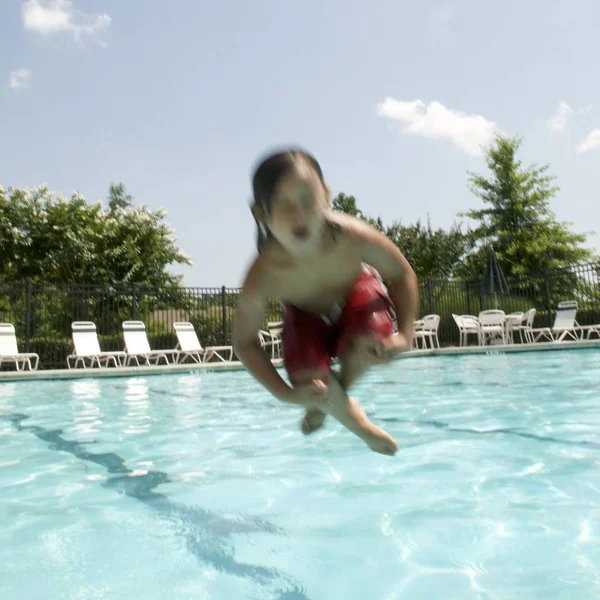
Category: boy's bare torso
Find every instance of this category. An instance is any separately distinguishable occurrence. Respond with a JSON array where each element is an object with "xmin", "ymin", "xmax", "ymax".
[{"xmin": 249, "ymin": 213, "xmax": 368, "ymax": 314}]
